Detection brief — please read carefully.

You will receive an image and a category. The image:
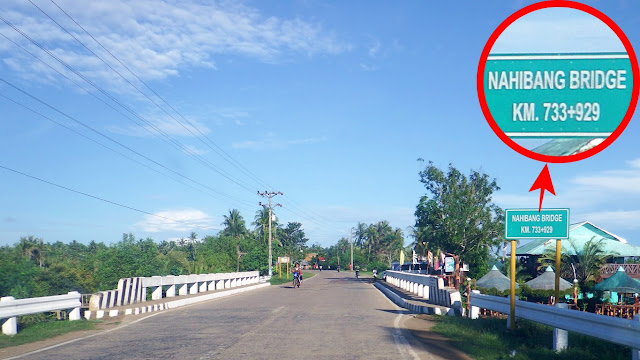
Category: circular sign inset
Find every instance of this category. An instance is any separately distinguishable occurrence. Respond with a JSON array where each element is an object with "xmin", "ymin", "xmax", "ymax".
[{"xmin": 478, "ymin": 1, "xmax": 639, "ymax": 163}]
